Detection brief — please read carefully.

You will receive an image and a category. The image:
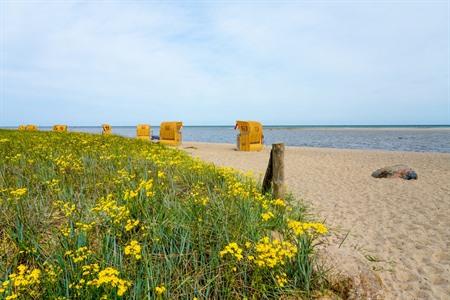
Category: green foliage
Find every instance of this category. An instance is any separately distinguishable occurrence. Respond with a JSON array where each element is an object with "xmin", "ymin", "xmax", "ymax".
[{"xmin": 0, "ymin": 130, "xmax": 328, "ymax": 299}]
